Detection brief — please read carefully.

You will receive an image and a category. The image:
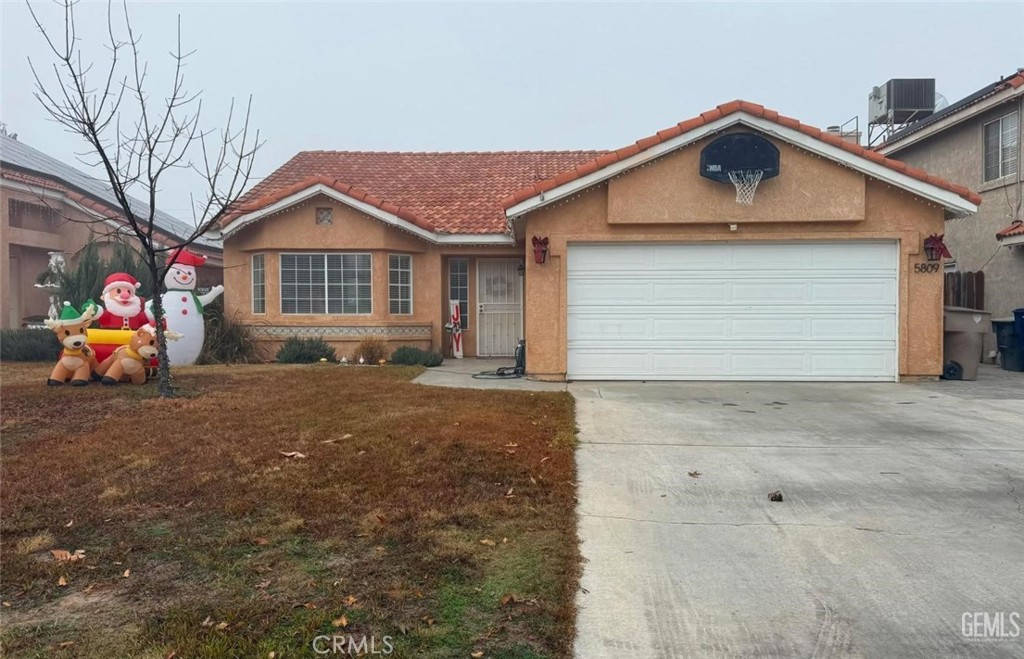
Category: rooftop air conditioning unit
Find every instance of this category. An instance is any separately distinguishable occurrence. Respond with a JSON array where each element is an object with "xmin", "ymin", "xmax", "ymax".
[{"xmin": 868, "ymin": 79, "xmax": 936, "ymax": 125}]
